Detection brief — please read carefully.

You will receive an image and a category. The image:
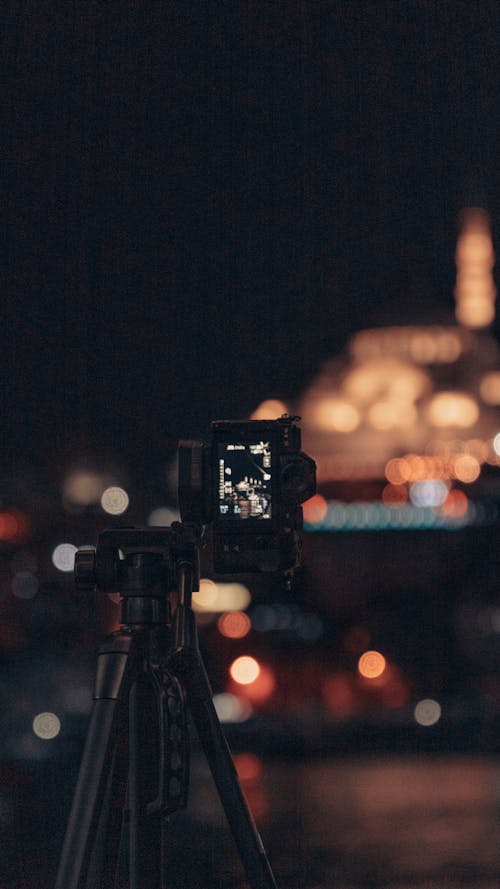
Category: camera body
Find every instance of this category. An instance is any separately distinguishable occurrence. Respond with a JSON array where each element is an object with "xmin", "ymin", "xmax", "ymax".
[{"xmin": 178, "ymin": 415, "xmax": 316, "ymax": 575}]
